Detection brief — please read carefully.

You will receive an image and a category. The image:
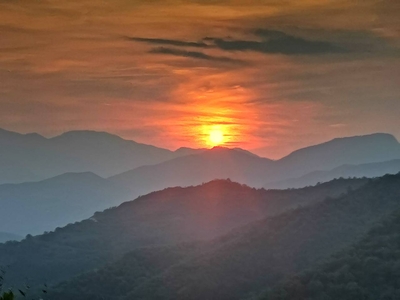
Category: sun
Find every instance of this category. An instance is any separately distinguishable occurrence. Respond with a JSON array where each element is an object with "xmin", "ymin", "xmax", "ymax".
[{"xmin": 209, "ymin": 129, "xmax": 224, "ymax": 146}]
